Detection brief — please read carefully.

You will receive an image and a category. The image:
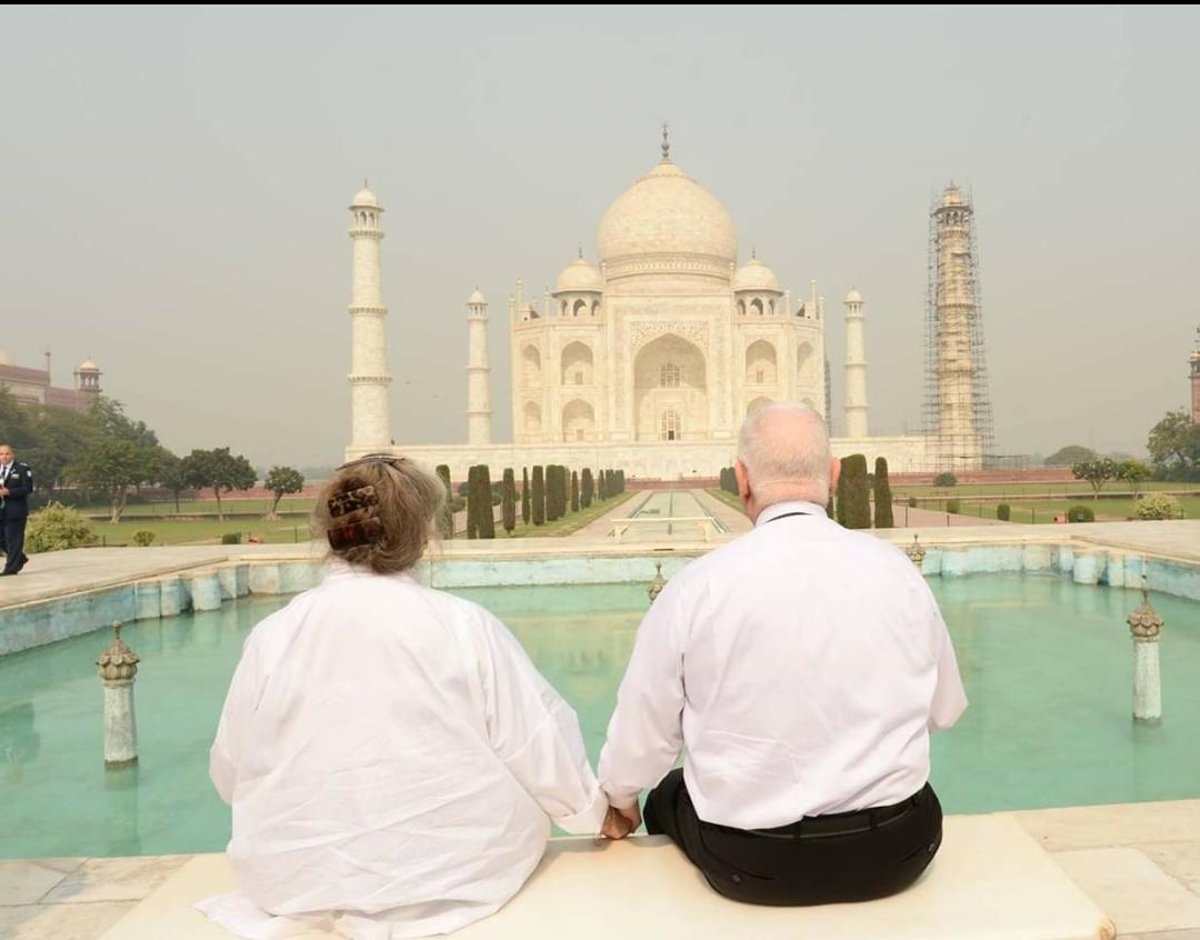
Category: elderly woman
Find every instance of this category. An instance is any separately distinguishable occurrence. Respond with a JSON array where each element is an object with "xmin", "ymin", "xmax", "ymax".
[{"xmin": 199, "ymin": 456, "xmax": 607, "ymax": 939}]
